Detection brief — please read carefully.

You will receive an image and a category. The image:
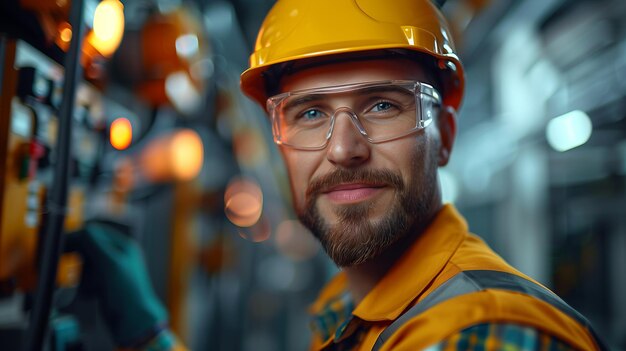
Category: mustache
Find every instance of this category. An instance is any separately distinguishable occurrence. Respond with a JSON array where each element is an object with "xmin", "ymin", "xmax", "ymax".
[{"xmin": 305, "ymin": 168, "xmax": 404, "ymax": 200}]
